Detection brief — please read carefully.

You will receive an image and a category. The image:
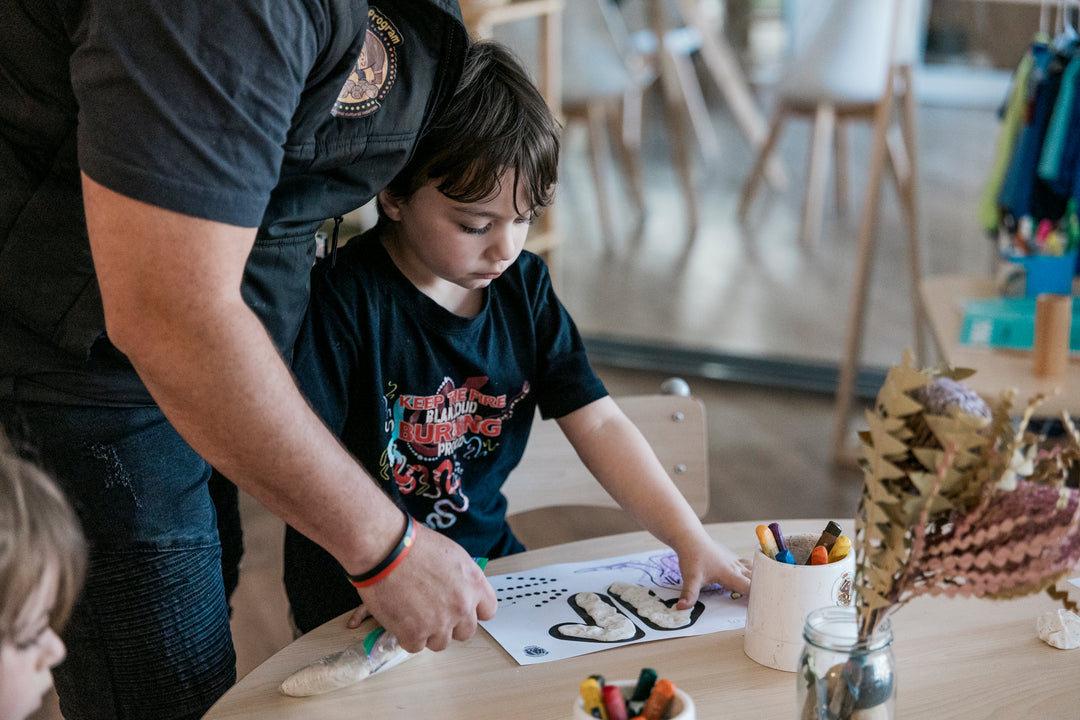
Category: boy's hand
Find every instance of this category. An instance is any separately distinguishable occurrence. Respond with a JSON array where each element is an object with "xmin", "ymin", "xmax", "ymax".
[
  {"xmin": 675, "ymin": 543, "xmax": 752, "ymax": 610},
  {"xmin": 354, "ymin": 524, "xmax": 496, "ymax": 652}
]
